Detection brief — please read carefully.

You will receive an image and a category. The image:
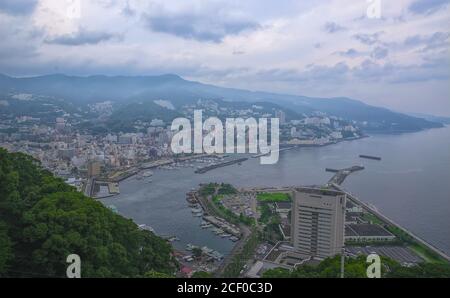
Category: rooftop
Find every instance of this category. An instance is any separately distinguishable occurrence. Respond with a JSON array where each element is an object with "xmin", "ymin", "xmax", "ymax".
[
  {"xmin": 275, "ymin": 201, "xmax": 292, "ymax": 209},
  {"xmin": 294, "ymin": 187, "xmax": 345, "ymax": 197},
  {"xmin": 346, "ymin": 224, "xmax": 394, "ymax": 237}
]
